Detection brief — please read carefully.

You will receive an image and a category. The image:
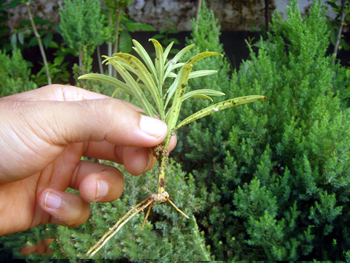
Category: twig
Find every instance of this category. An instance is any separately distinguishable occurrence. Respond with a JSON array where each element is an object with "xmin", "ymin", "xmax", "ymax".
[
  {"xmin": 25, "ymin": 1, "xmax": 51, "ymax": 85},
  {"xmin": 333, "ymin": 0, "xmax": 346, "ymax": 64}
]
